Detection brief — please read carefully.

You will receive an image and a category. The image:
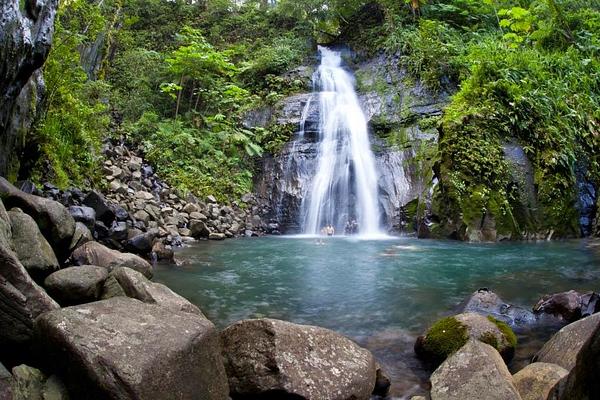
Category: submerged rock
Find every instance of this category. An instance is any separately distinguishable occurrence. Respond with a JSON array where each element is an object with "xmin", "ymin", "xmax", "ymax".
[
  {"xmin": 533, "ymin": 290, "xmax": 600, "ymax": 322},
  {"xmin": 221, "ymin": 318, "xmax": 377, "ymax": 400},
  {"xmin": 415, "ymin": 312, "xmax": 516, "ymax": 368},
  {"xmin": 430, "ymin": 340, "xmax": 521, "ymax": 400},
  {"xmin": 460, "ymin": 288, "xmax": 535, "ymax": 325},
  {"xmin": 35, "ymin": 297, "xmax": 229, "ymax": 400},
  {"xmin": 70, "ymin": 241, "xmax": 152, "ymax": 278}
]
